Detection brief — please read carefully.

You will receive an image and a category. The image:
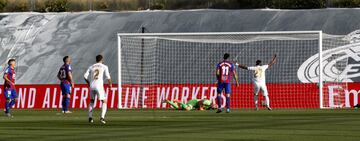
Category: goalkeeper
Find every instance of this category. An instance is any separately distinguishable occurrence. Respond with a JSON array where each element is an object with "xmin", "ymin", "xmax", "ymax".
[{"xmin": 163, "ymin": 99, "xmax": 217, "ymax": 111}]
